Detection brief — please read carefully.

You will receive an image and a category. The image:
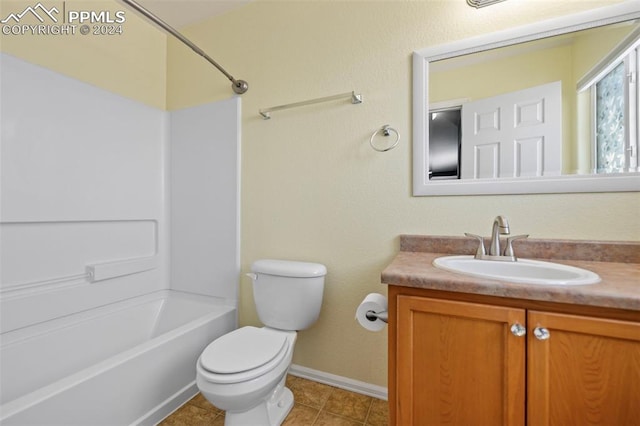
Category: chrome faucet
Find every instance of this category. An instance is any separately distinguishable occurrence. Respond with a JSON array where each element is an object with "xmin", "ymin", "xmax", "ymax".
[
  {"xmin": 489, "ymin": 215, "xmax": 510, "ymax": 256},
  {"xmin": 465, "ymin": 216, "xmax": 528, "ymax": 262}
]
